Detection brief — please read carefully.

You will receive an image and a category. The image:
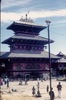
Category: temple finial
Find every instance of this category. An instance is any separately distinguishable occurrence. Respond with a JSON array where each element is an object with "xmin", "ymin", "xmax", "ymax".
[
  {"xmin": 25, "ymin": 11, "xmax": 29, "ymax": 20},
  {"xmin": 26, "ymin": 14, "xmax": 27, "ymax": 20}
]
